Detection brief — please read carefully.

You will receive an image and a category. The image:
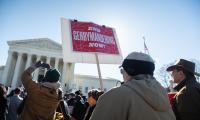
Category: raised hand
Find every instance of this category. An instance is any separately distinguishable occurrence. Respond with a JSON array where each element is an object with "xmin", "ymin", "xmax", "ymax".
[
  {"xmin": 40, "ymin": 63, "xmax": 51, "ymax": 70},
  {"xmin": 34, "ymin": 61, "xmax": 42, "ymax": 68}
]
